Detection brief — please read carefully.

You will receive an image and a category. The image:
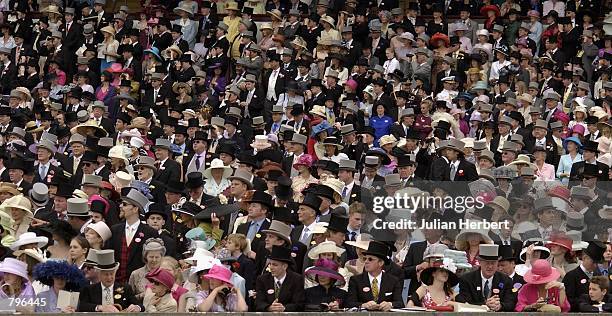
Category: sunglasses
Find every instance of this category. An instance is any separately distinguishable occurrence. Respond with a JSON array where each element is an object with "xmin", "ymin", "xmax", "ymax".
[{"xmin": 363, "ymin": 257, "xmax": 379, "ymax": 262}]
